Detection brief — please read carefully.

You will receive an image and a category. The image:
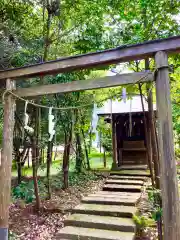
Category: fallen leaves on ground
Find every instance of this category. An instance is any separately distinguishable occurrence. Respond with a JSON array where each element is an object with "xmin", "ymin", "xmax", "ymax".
[{"xmin": 9, "ymin": 178, "xmax": 105, "ymax": 240}]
